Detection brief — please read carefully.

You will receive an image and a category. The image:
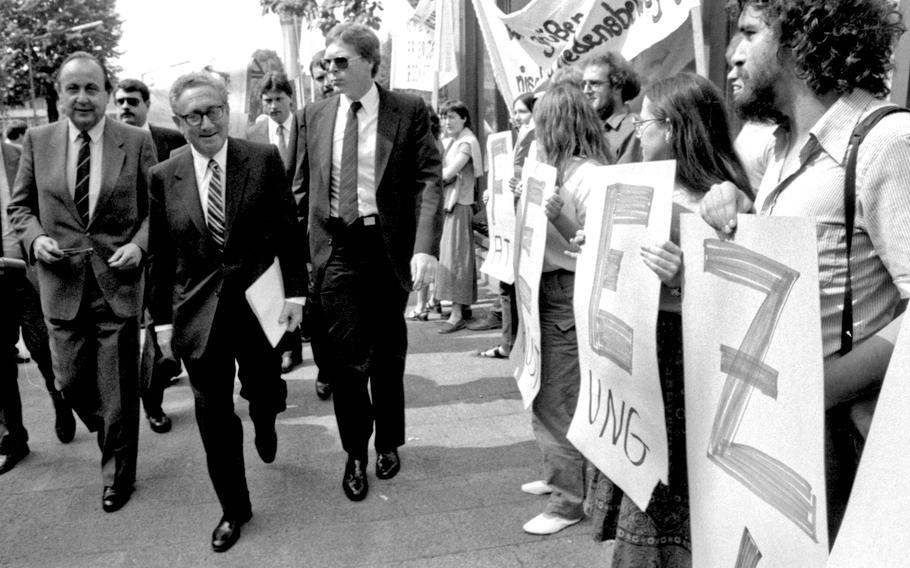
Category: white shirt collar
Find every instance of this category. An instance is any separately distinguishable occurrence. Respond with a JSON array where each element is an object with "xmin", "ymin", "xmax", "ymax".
[
  {"xmin": 340, "ymin": 82, "xmax": 379, "ymax": 115},
  {"xmin": 67, "ymin": 117, "xmax": 106, "ymax": 144},
  {"xmin": 190, "ymin": 139, "xmax": 228, "ymax": 179},
  {"xmin": 269, "ymin": 114, "xmax": 294, "ymax": 136}
]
